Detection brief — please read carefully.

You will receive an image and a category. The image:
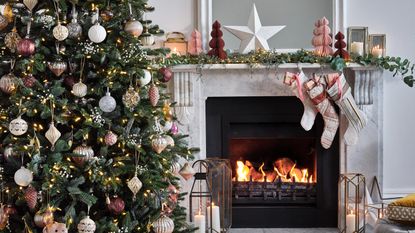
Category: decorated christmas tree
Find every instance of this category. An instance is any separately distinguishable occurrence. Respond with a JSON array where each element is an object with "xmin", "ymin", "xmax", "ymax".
[{"xmin": 0, "ymin": 0, "xmax": 196, "ymax": 232}]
